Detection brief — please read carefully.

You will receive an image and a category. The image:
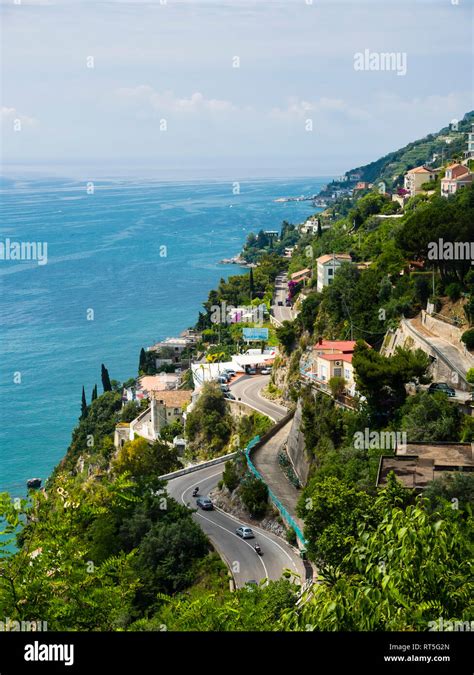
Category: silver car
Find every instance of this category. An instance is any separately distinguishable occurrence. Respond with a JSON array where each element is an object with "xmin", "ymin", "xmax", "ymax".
[{"xmin": 236, "ymin": 526, "xmax": 254, "ymax": 539}]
